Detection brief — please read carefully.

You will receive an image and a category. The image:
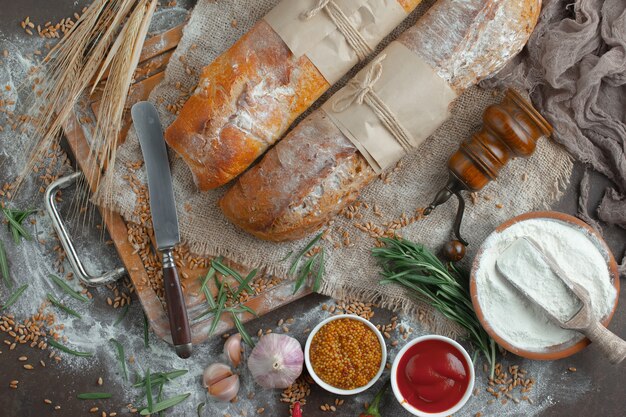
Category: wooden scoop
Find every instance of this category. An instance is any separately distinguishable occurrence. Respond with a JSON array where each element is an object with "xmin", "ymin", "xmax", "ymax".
[{"xmin": 496, "ymin": 237, "xmax": 626, "ymax": 364}]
